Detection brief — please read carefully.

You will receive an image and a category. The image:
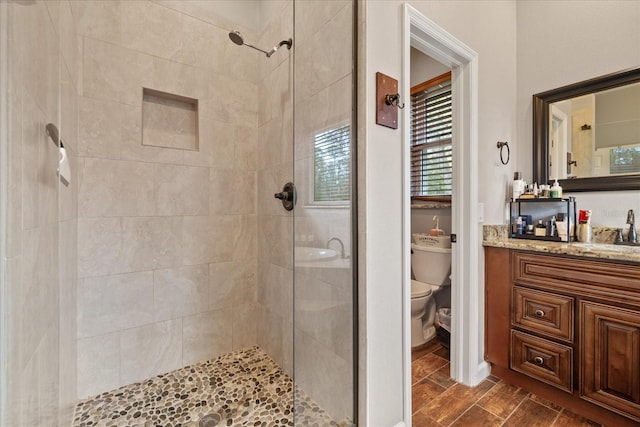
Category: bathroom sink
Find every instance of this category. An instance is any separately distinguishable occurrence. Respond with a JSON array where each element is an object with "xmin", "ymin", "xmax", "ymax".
[{"xmin": 295, "ymin": 247, "xmax": 339, "ymax": 262}]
